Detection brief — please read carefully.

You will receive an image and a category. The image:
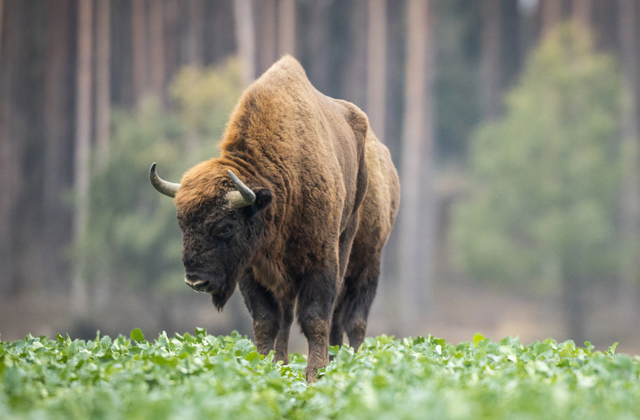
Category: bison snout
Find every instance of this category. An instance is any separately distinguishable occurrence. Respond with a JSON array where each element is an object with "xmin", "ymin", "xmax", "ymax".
[{"xmin": 184, "ymin": 275, "xmax": 211, "ymax": 292}]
